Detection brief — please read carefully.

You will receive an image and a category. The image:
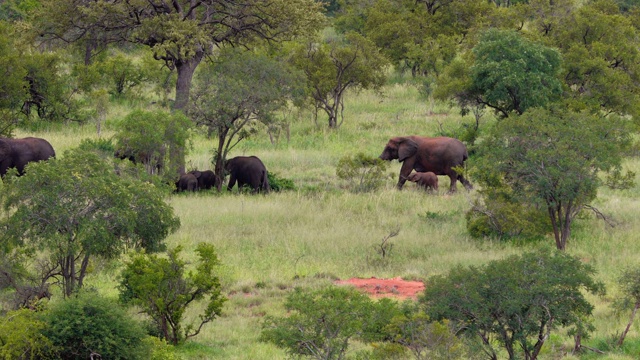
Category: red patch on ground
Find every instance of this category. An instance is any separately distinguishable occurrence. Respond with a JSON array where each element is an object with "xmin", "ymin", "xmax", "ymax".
[{"xmin": 335, "ymin": 277, "xmax": 425, "ymax": 300}]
